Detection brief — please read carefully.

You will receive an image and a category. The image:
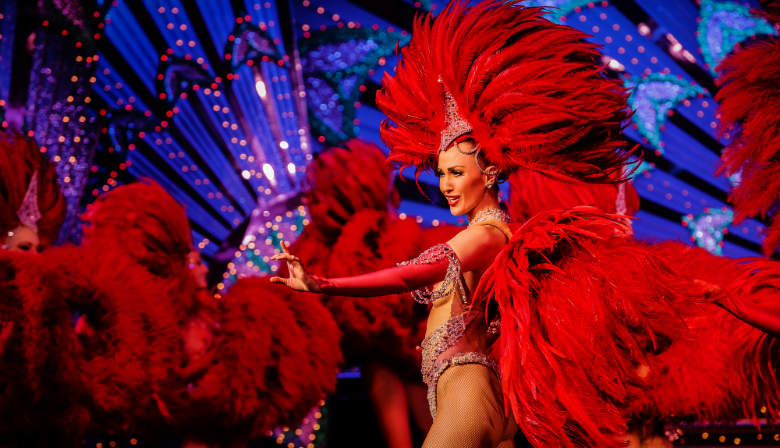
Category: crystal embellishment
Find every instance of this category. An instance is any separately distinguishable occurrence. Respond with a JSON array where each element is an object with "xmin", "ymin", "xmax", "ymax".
[
  {"xmin": 397, "ymin": 243, "xmax": 467, "ymax": 305},
  {"xmin": 468, "ymin": 207, "xmax": 511, "ymax": 227},
  {"xmin": 438, "ymin": 87, "xmax": 473, "ymax": 153}
]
